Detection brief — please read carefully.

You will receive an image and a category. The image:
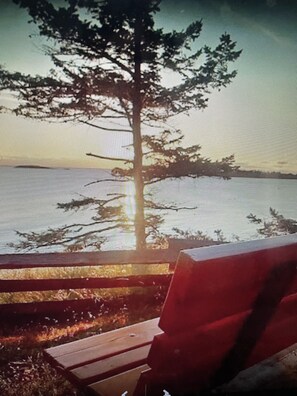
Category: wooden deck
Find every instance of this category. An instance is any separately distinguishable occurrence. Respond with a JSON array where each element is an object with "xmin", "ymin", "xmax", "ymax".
[{"xmin": 220, "ymin": 342, "xmax": 297, "ymax": 392}]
